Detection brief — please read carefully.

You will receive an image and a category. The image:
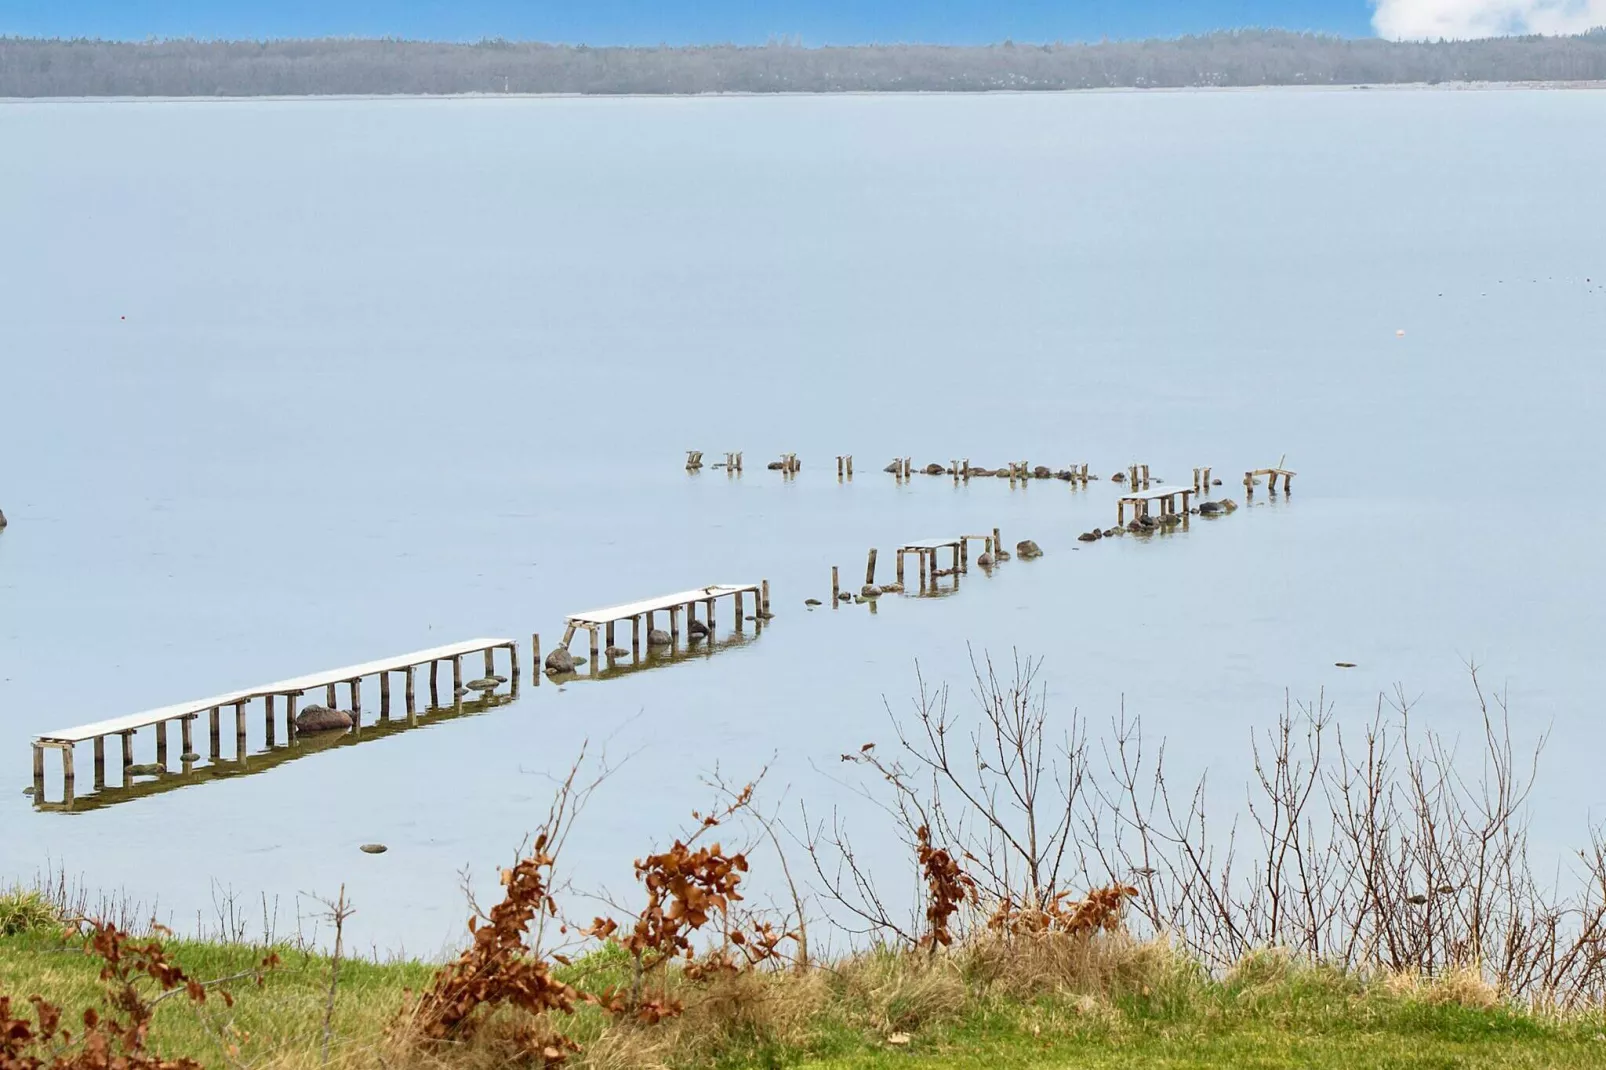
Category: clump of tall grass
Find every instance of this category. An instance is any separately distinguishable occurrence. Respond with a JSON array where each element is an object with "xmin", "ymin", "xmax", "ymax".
[{"xmin": 0, "ymin": 886, "xmax": 59, "ymax": 935}]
